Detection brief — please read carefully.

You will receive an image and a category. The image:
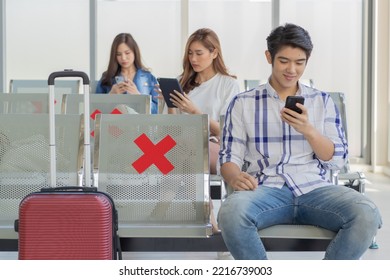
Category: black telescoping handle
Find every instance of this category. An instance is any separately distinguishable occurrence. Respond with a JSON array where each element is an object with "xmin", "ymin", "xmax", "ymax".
[
  {"xmin": 40, "ymin": 186, "xmax": 98, "ymax": 192},
  {"xmin": 48, "ymin": 69, "xmax": 90, "ymax": 85}
]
